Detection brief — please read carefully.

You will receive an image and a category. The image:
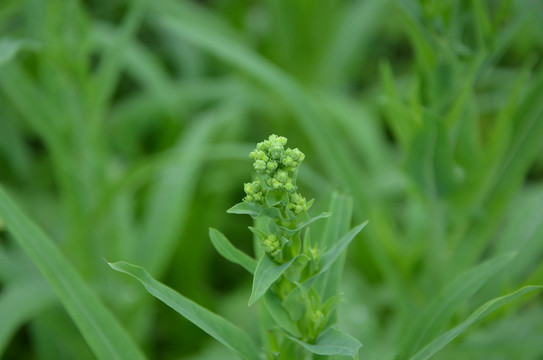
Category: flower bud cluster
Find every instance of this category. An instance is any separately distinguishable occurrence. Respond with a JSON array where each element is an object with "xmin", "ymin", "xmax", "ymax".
[
  {"xmin": 243, "ymin": 180, "xmax": 264, "ymax": 205},
  {"xmin": 249, "ymin": 135, "xmax": 305, "ymax": 177},
  {"xmin": 244, "ymin": 135, "xmax": 307, "ymax": 207},
  {"xmin": 288, "ymin": 192, "xmax": 309, "ymax": 215},
  {"xmin": 262, "ymin": 234, "xmax": 281, "ymax": 259},
  {"xmin": 265, "ymin": 169, "xmax": 294, "ymax": 192},
  {"xmin": 242, "ymin": 134, "xmax": 313, "ymax": 264}
]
